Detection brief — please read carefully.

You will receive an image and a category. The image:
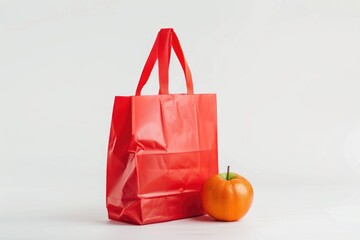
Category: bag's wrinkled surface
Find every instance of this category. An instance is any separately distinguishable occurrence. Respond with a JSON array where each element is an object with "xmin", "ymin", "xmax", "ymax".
[{"xmin": 106, "ymin": 28, "xmax": 218, "ymax": 225}]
